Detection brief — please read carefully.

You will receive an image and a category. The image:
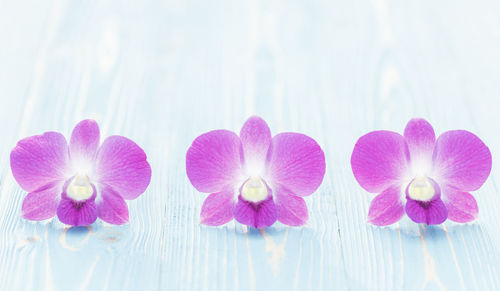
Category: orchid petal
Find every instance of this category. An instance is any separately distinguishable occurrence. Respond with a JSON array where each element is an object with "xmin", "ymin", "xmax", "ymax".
[
  {"xmin": 11, "ymin": 132, "xmax": 70, "ymax": 192},
  {"xmin": 97, "ymin": 186, "xmax": 129, "ymax": 225},
  {"xmin": 240, "ymin": 116, "xmax": 271, "ymax": 175},
  {"xmin": 200, "ymin": 189, "xmax": 235, "ymax": 226},
  {"xmin": 433, "ymin": 130, "xmax": 491, "ymax": 191},
  {"xmin": 442, "ymin": 186, "xmax": 478, "ymax": 223},
  {"xmin": 95, "ymin": 136, "xmax": 151, "ymax": 200},
  {"xmin": 404, "ymin": 118, "xmax": 435, "ymax": 172},
  {"xmin": 22, "ymin": 182, "xmax": 62, "ymax": 221},
  {"xmin": 69, "ymin": 120, "xmax": 100, "ymax": 170},
  {"xmin": 186, "ymin": 130, "xmax": 243, "ymax": 193},
  {"xmin": 351, "ymin": 131, "xmax": 410, "ymax": 193},
  {"xmin": 275, "ymin": 188, "xmax": 308, "ymax": 226},
  {"xmin": 267, "ymin": 133, "xmax": 325, "ymax": 196},
  {"xmin": 367, "ymin": 185, "xmax": 405, "ymax": 226}
]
